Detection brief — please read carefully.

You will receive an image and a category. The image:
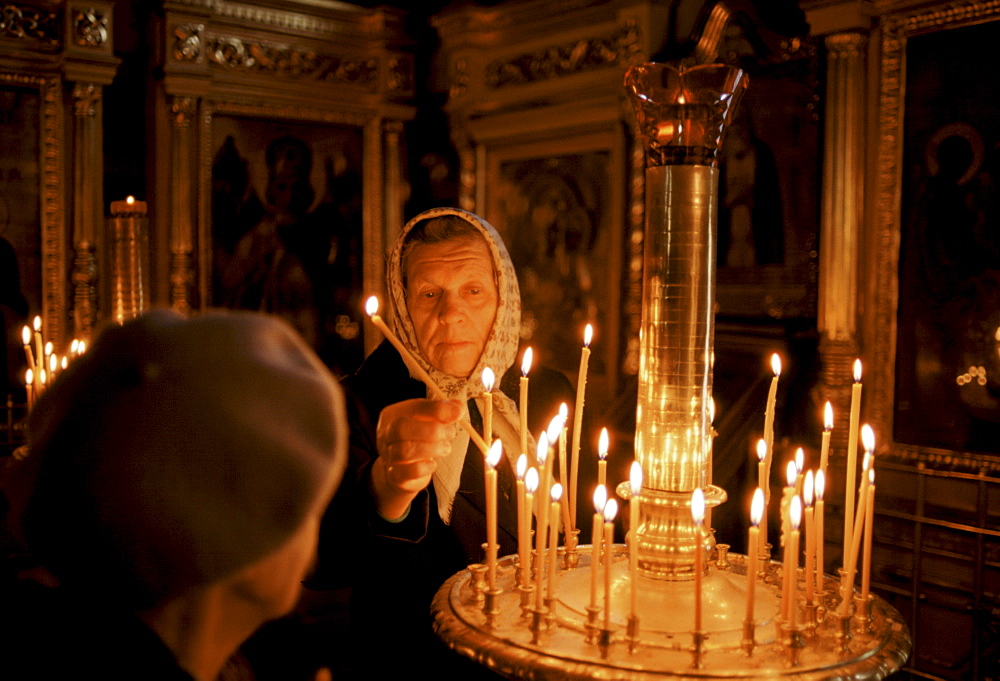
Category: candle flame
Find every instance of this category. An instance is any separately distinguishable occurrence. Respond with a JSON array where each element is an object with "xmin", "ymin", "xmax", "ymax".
[
  {"xmin": 869, "ymin": 468, "xmax": 875, "ymax": 485},
  {"xmin": 795, "ymin": 447, "xmax": 804, "ymax": 473},
  {"xmin": 49, "ymin": 353, "xmax": 57, "ymax": 372},
  {"xmin": 551, "ymin": 482, "xmax": 563, "ymax": 502},
  {"xmin": 862, "ymin": 450, "xmax": 871, "ymax": 472},
  {"xmin": 691, "ymin": 488, "xmax": 705, "ymax": 525},
  {"xmin": 603, "ymin": 498, "xmax": 619, "ymax": 523},
  {"xmin": 756, "ymin": 438, "xmax": 766, "ymax": 462},
  {"xmin": 559, "ymin": 402, "xmax": 568, "ymax": 419},
  {"xmin": 598, "ymin": 427, "xmax": 609, "ymax": 460},
  {"xmin": 750, "ymin": 487, "xmax": 764, "ymax": 526},
  {"xmin": 709, "ymin": 398, "xmax": 716, "ymax": 423},
  {"xmin": 126, "ymin": 195, "xmax": 135, "ymax": 205},
  {"xmin": 584, "ymin": 323, "xmax": 593, "ymax": 347},
  {"xmin": 815, "ymin": 470, "xmax": 826, "ymax": 501},
  {"xmin": 516, "ymin": 454, "xmax": 527, "ymax": 480},
  {"xmin": 486, "ymin": 439, "xmax": 502, "ymax": 468},
  {"xmin": 771, "ymin": 353, "xmax": 781, "ymax": 376},
  {"xmin": 39, "ymin": 369, "xmax": 46, "ymax": 385},
  {"xmin": 70, "ymin": 339, "xmax": 79, "ymax": 354},
  {"xmin": 786, "ymin": 460, "xmax": 797, "ymax": 487},
  {"xmin": 33, "ymin": 315, "xmax": 41, "ymax": 331},
  {"xmin": 21, "ymin": 326, "xmax": 30, "ymax": 345},
  {"xmin": 853, "ymin": 358, "xmax": 863, "ymax": 383},
  {"xmin": 44, "ymin": 341, "xmax": 52, "ymax": 356},
  {"xmin": 25, "ymin": 368, "xmax": 33, "ymax": 385},
  {"xmin": 481, "ymin": 367, "xmax": 495, "ymax": 392},
  {"xmin": 61, "ymin": 356, "xmax": 67, "ymax": 370},
  {"xmin": 861, "ymin": 423, "xmax": 875, "ymax": 454},
  {"xmin": 364, "ymin": 296, "xmax": 379, "ymax": 316},
  {"xmin": 790, "ymin": 496, "xmax": 802, "ymax": 530},
  {"xmin": 78, "ymin": 340, "xmax": 86, "ymax": 354},
  {"xmin": 804, "ymin": 470, "xmax": 814, "ymax": 507},
  {"xmin": 630, "ymin": 460, "xmax": 643, "ymax": 495},
  {"xmin": 593, "ymin": 484, "xmax": 607, "ymax": 513},
  {"xmin": 525, "ymin": 467, "xmax": 539, "ymax": 494},
  {"xmin": 546, "ymin": 412, "xmax": 566, "ymax": 441},
  {"xmin": 824, "ymin": 401, "xmax": 834, "ymax": 431},
  {"xmin": 521, "ymin": 347, "xmax": 533, "ymax": 376},
  {"xmin": 536, "ymin": 432, "xmax": 549, "ymax": 466}
]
